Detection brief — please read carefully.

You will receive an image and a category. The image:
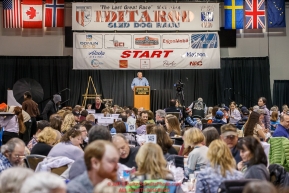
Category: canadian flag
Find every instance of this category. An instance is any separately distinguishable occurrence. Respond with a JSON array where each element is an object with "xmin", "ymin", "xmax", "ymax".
[{"xmin": 22, "ymin": 0, "xmax": 43, "ymax": 28}]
